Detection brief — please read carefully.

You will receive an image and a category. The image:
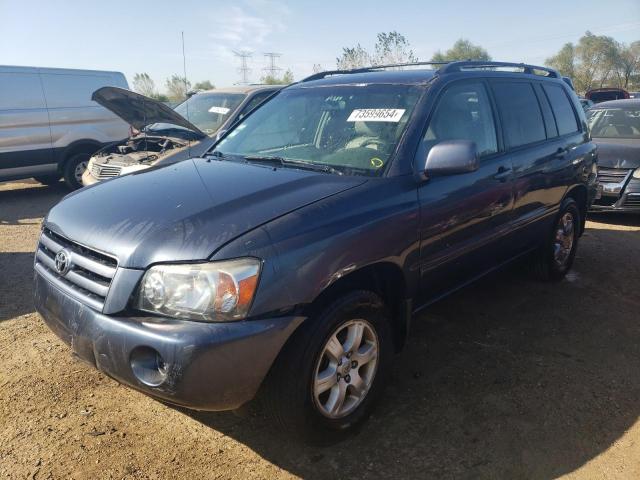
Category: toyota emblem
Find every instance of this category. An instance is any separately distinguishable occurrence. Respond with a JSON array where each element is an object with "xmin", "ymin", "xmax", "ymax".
[{"xmin": 54, "ymin": 249, "xmax": 71, "ymax": 276}]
